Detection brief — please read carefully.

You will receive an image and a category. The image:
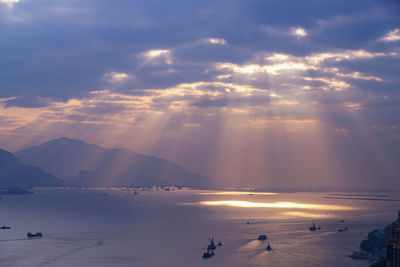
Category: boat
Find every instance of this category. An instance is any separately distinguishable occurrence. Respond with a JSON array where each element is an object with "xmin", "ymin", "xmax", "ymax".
[
  {"xmin": 349, "ymin": 251, "xmax": 369, "ymax": 260},
  {"xmin": 337, "ymin": 227, "xmax": 348, "ymax": 232},
  {"xmin": 258, "ymin": 234, "xmax": 267, "ymax": 241},
  {"xmin": 202, "ymin": 250, "xmax": 215, "ymax": 258},
  {"xmin": 218, "ymin": 241, "xmax": 222, "ymax": 246},
  {"xmin": 0, "ymin": 225, "xmax": 11, "ymax": 229},
  {"xmin": 202, "ymin": 238, "xmax": 217, "ymax": 258},
  {"xmin": 266, "ymin": 244, "xmax": 272, "ymax": 251},
  {"xmin": 27, "ymin": 232, "xmax": 42, "ymax": 238},
  {"xmin": 207, "ymin": 238, "xmax": 217, "ymax": 250},
  {"xmin": 309, "ymin": 222, "xmax": 318, "ymax": 231}
]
